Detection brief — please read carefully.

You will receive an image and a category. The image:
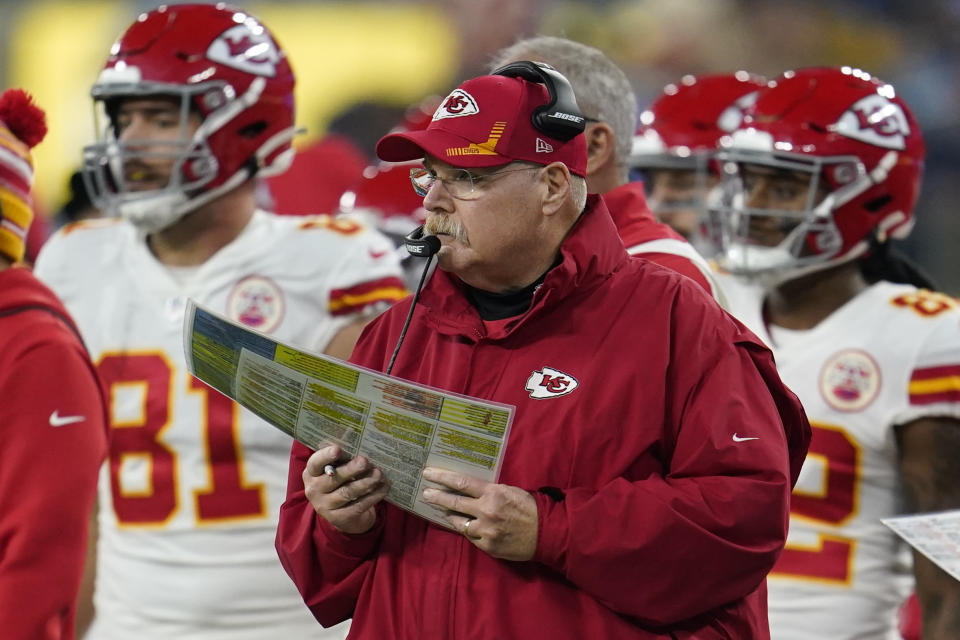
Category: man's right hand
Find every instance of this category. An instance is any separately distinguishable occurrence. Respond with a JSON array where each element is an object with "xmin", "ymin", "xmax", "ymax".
[{"xmin": 303, "ymin": 445, "xmax": 390, "ymax": 534}]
